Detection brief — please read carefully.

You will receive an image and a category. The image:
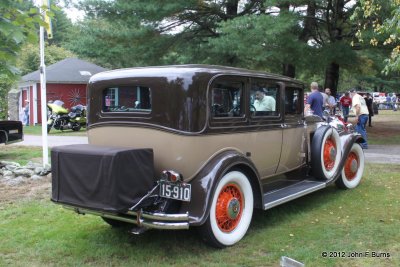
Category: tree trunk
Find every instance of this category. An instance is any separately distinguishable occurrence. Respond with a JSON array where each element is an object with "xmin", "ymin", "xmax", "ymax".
[
  {"xmin": 324, "ymin": 0, "xmax": 345, "ymax": 97},
  {"xmin": 279, "ymin": 2, "xmax": 295, "ymax": 78},
  {"xmin": 299, "ymin": 1, "xmax": 316, "ymax": 42},
  {"xmin": 283, "ymin": 63, "xmax": 295, "ymax": 78},
  {"xmin": 226, "ymin": 0, "xmax": 239, "ymax": 17},
  {"xmin": 324, "ymin": 62, "xmax": 339, "ymax": 96}
]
